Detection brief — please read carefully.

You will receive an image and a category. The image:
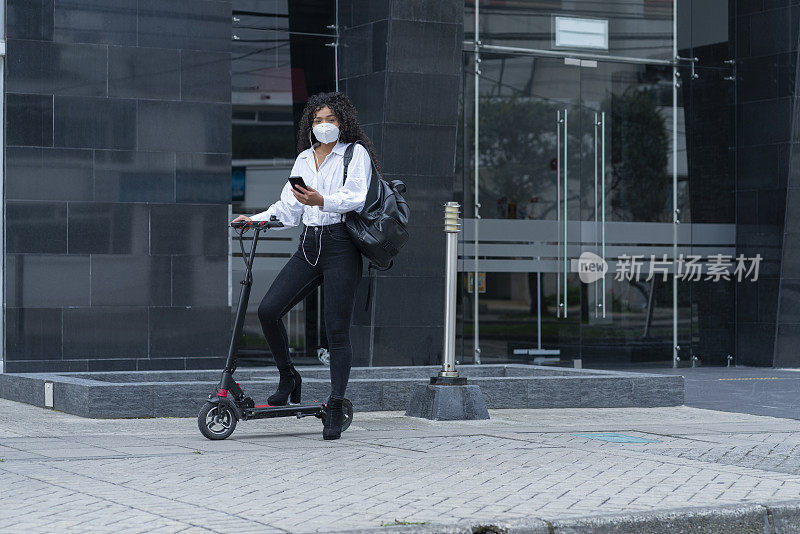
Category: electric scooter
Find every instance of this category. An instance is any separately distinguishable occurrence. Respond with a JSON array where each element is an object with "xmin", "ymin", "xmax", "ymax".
[{"xmin": 198, "ymin": 217, "xmax": 353, "ymax": 440}]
